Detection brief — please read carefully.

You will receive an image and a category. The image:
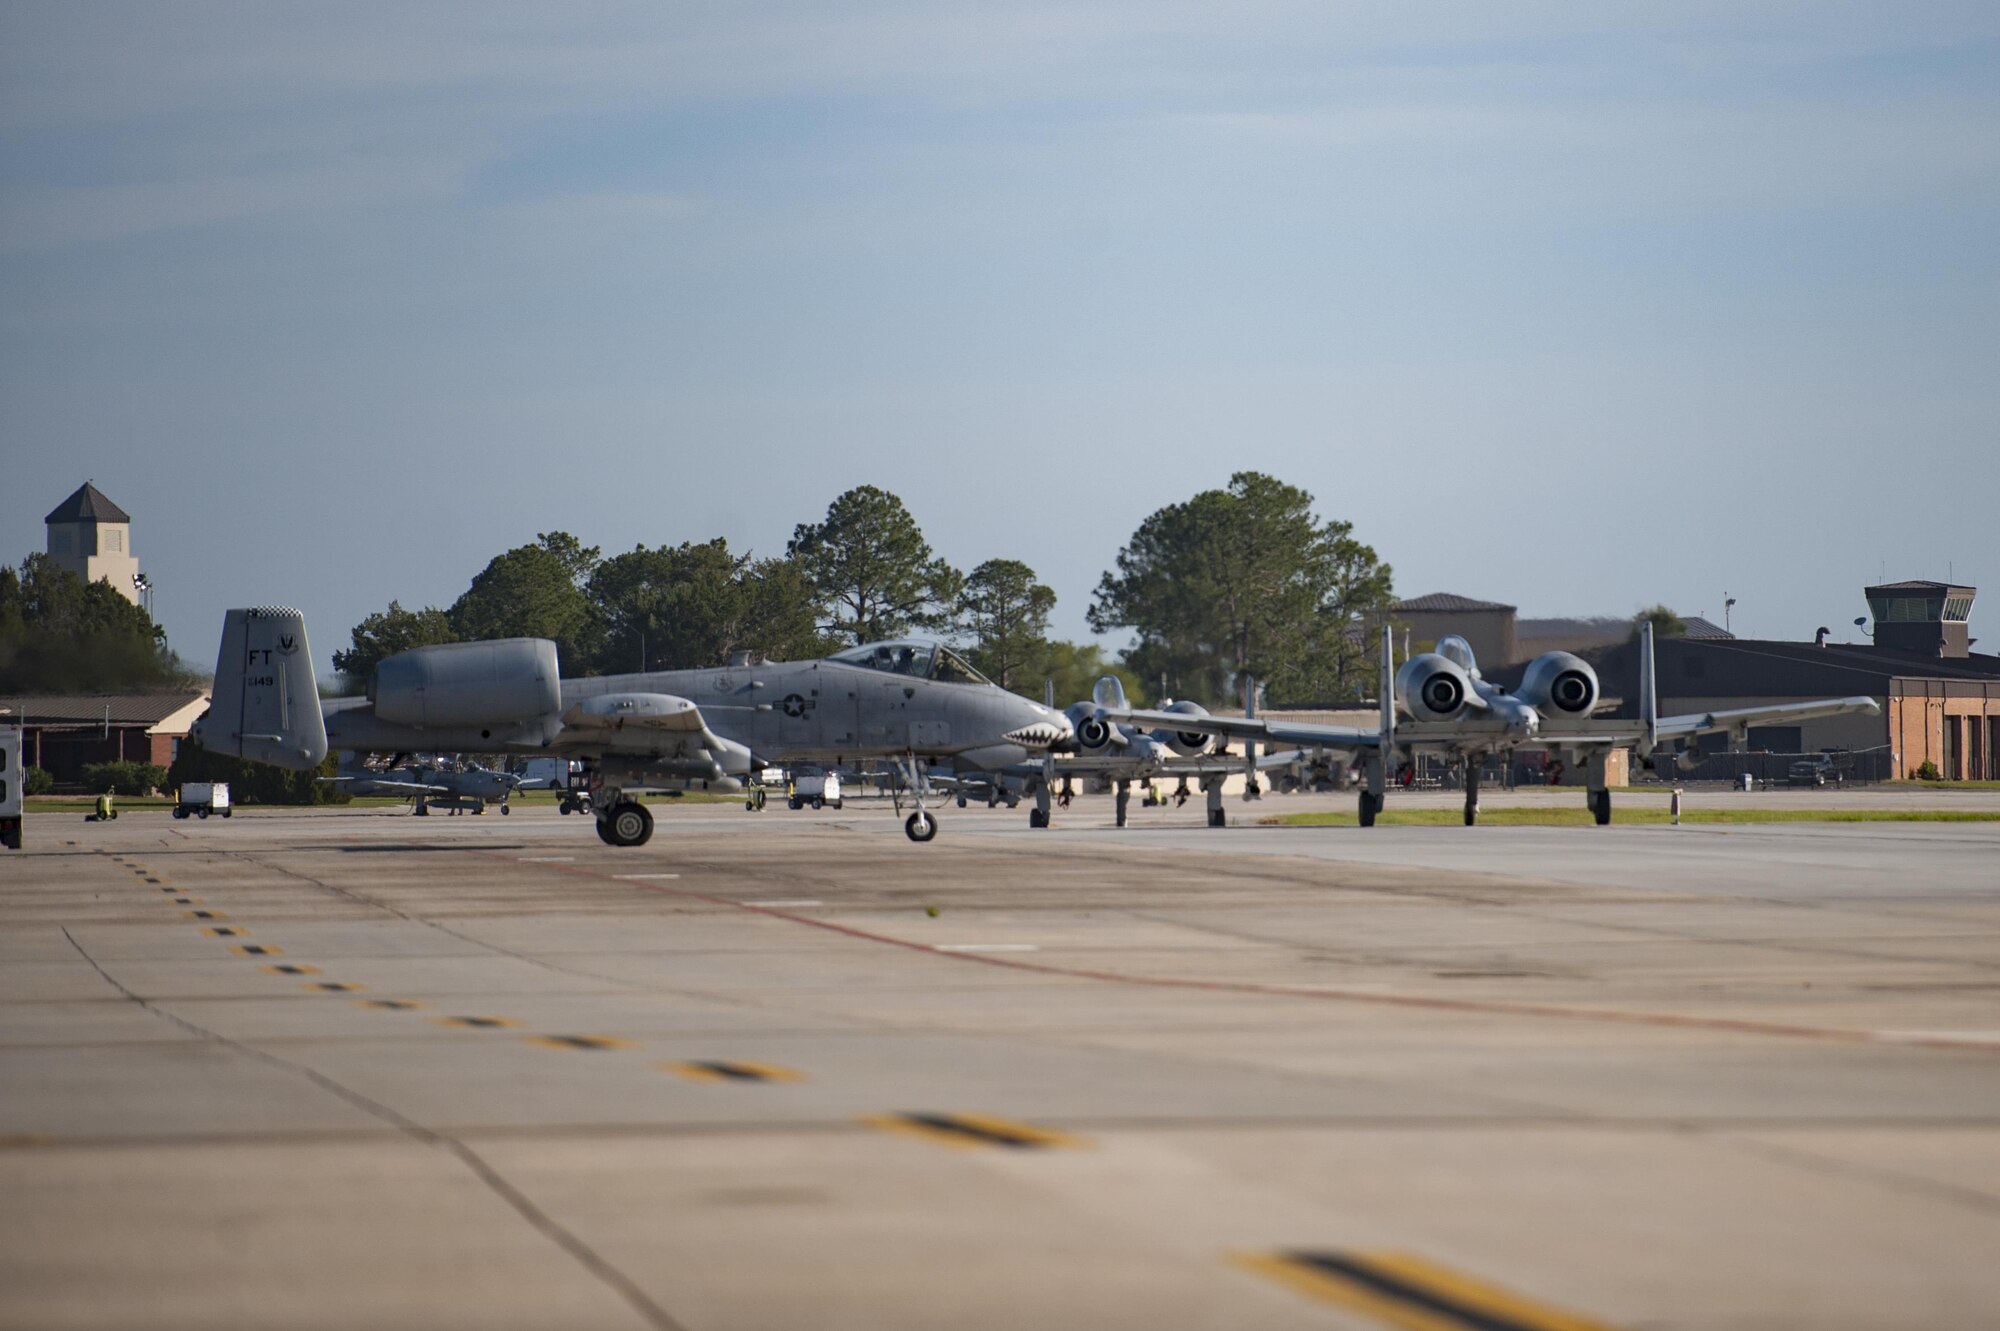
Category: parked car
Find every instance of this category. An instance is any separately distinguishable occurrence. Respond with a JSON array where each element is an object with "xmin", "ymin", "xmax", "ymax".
[{"xmin": 1786, "ymin": 758, "xmax": 1842, "ymax": 788}]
